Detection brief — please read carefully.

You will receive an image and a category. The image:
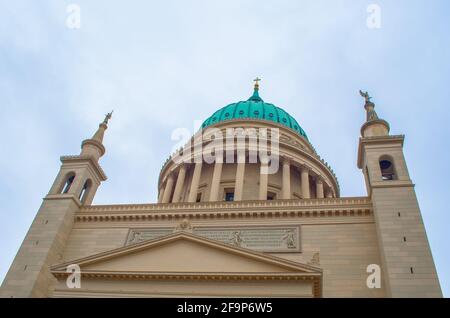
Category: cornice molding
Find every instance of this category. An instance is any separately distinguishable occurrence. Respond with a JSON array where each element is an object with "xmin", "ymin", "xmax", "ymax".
[
  {"xmin": 76, "ymin": 197, "xmax": 372, "ymax": 223},
  {"xmin": 51, "ymin": 271, "xmax": 322, "ymax": 297},
  {"xmin": 44, "ymin": 194, "xmax": 82, "ymax": 207},
  {"xmin": 52, "ymin": 270, "xmax": 320, "ymax": 280},
  {"xmin": 81, "ymin": 139, "xmax": 106, "ymax": 156}
]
